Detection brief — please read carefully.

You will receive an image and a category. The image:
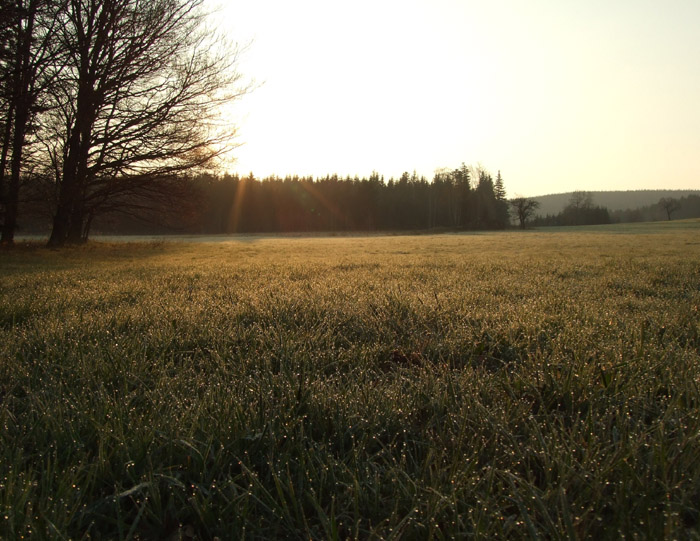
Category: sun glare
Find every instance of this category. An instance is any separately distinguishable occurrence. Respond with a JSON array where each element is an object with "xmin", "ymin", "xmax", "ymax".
[{"xmin": 218, "ymin": 0, "xmax": 700, "ymax": 195}]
